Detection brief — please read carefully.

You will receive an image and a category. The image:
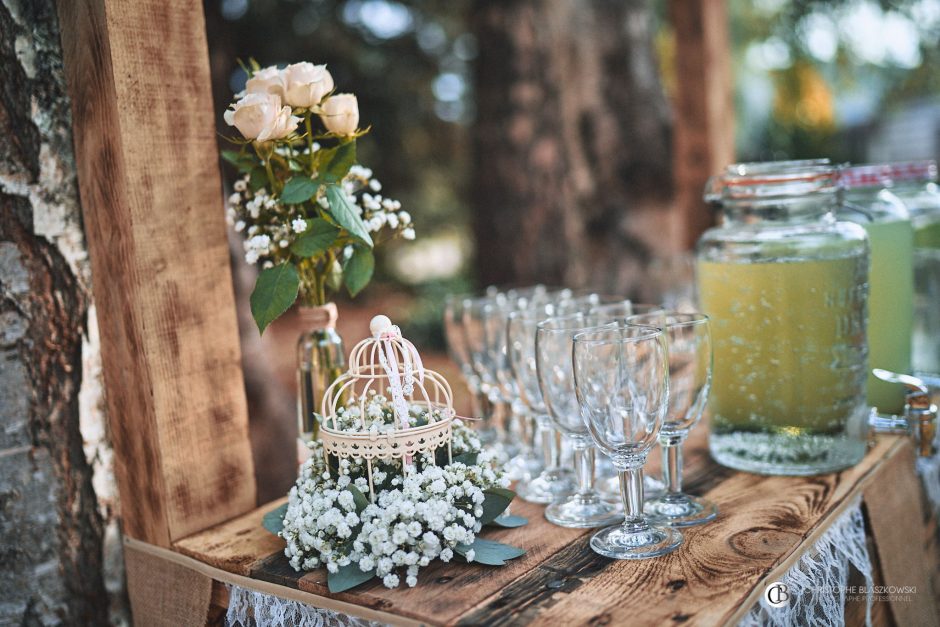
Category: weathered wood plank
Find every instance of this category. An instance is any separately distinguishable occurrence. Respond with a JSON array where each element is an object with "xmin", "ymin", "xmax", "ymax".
[
  {"xmin": 173, "ymin": 433, "xmax": 919, "ymax": 625},
  {"xmin": 57, "ymin": 0, "xmax": 256, "ymax": 545},
  {"xmin": 463, "ymin": 437, "xmax": 904, "ymax": 626},
  {"xmin": 865, "ymin": 442, "xmax": 939, "ymax": 626},
  {"xmin": 174, "ymin": 498, "xmax": 287, "ymax": 575},
  {"xmin": 669, "ymin": 0, "xmax": 734, "ymax": 249}
]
